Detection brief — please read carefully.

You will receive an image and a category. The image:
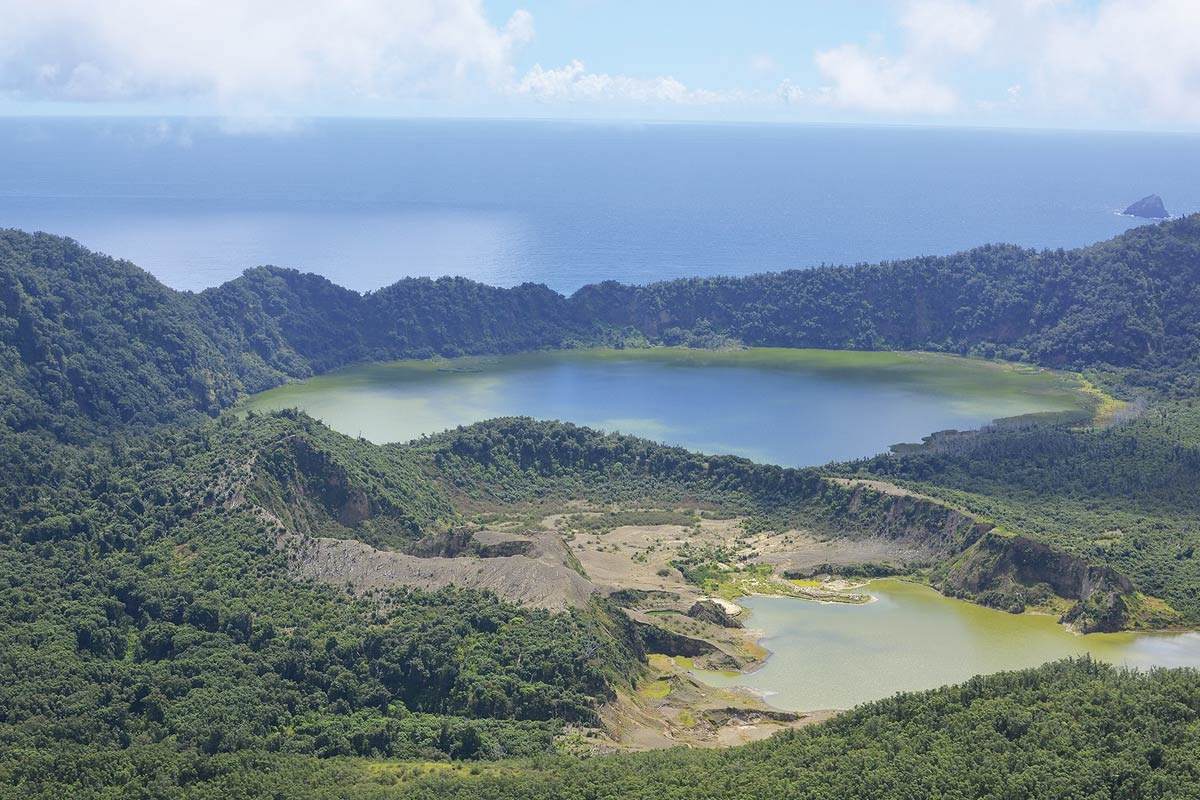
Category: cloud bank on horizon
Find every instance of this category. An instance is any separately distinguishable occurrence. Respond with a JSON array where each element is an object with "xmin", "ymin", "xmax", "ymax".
[{"xmin": 0, "ymin": 0, "xmax": 1197, "ymax": 130}]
